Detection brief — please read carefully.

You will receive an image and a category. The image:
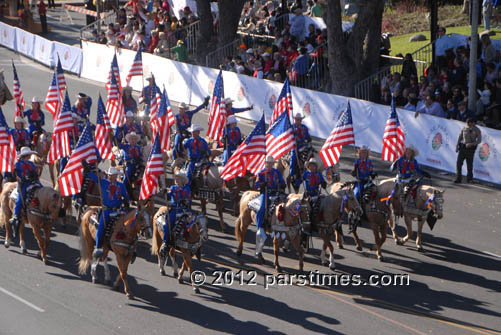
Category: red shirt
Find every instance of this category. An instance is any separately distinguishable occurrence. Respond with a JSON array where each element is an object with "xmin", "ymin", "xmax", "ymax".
[{"xmin": 39, "ymin": 1, "xmax": 46, "ymax": 15}]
